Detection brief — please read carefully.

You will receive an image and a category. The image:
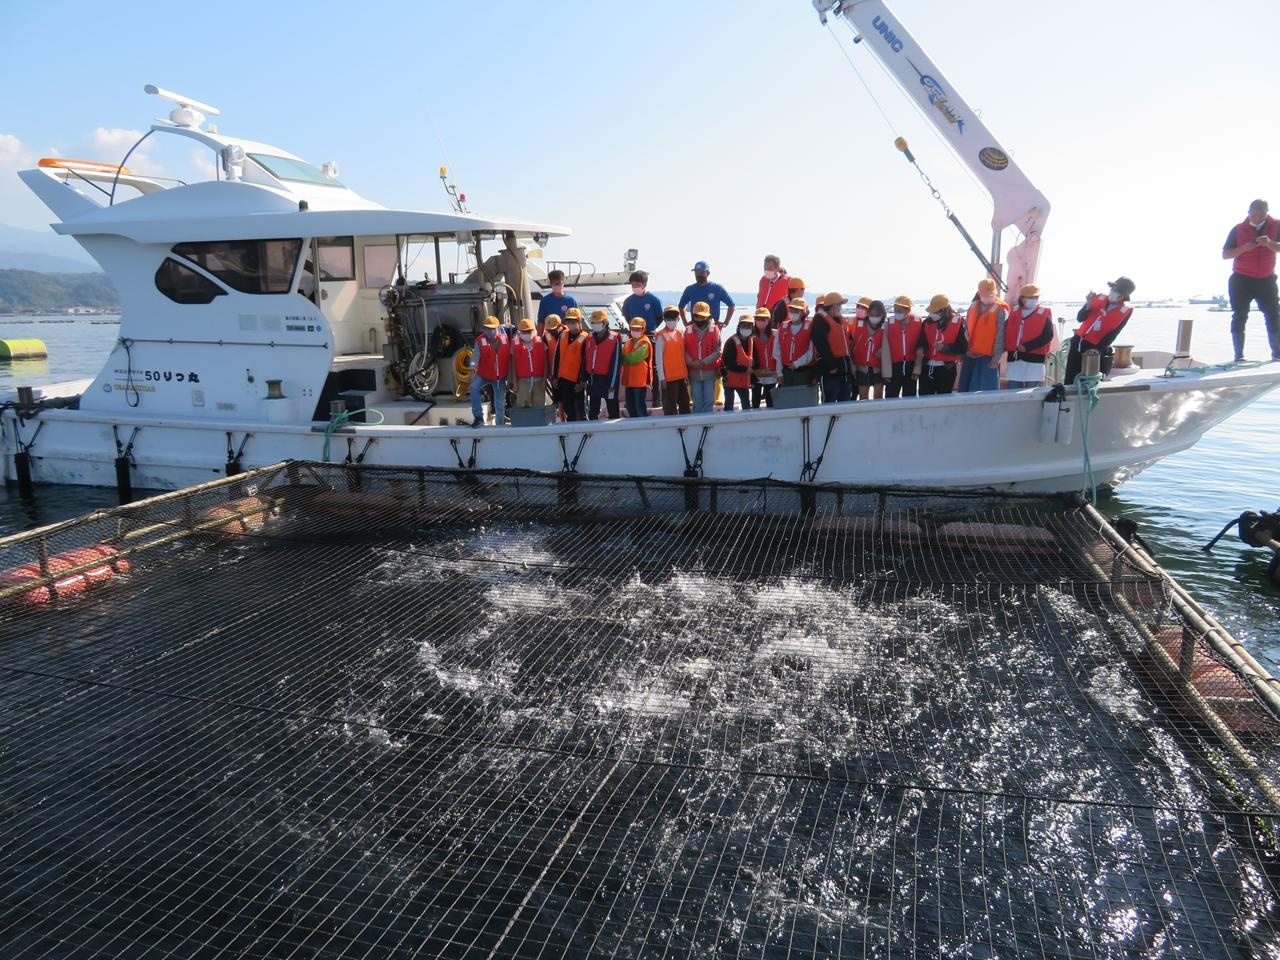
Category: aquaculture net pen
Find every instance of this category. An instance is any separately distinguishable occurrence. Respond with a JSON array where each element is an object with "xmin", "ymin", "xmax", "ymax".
[{"xmin": 1, "ymin": 462, "xmax": 1279, "ymax": 959}]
